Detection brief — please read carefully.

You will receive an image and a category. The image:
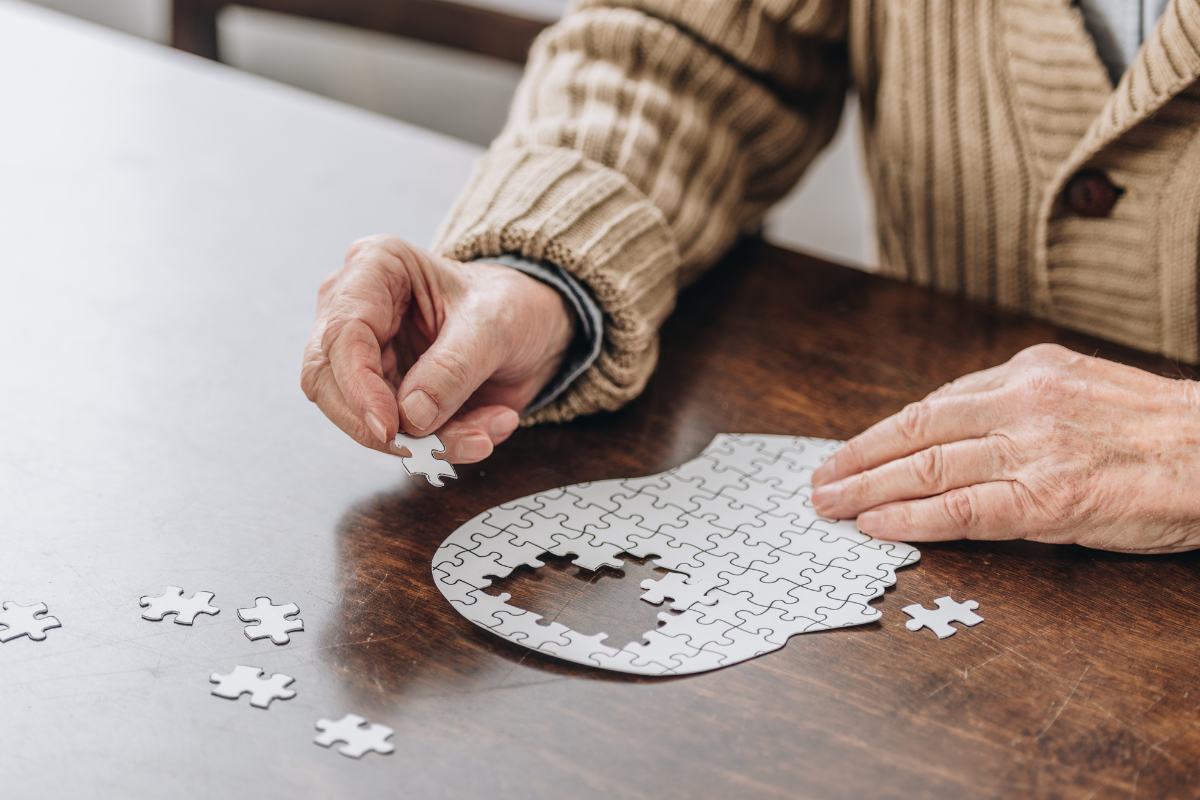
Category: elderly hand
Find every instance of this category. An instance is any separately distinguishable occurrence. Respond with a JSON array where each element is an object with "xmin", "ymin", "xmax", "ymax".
[
  {"xmin": 302, "ymin": 235, "xmax": 575, "ymax": 463},
  {"xmin": 810, "ymin": 344, "xmax": 1200, "ymax": 554}
]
